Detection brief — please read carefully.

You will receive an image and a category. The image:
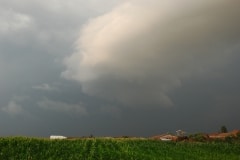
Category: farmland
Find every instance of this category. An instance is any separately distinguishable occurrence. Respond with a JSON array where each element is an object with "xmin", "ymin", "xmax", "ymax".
[{"xmin": 0, "ymin": 137, "xmax": 240, "ymax": 160}]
